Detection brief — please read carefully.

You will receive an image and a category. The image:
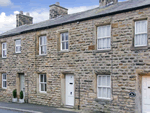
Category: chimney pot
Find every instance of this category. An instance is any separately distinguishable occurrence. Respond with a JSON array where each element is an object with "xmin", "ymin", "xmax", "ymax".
[
  {"xmin": 26, "ymin": 12, "xmax": 30, "ymax": 16},
  {"xmin": 56, "ymin": 2, "xmax": 60, "ymax": 6},
  {"xmin": 99, "ymin": 0, "xmax": 118, "ymax": 7},
  {"xmin": 20, "ymin": 11, "xmax": 23, "ymax": 15}
]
